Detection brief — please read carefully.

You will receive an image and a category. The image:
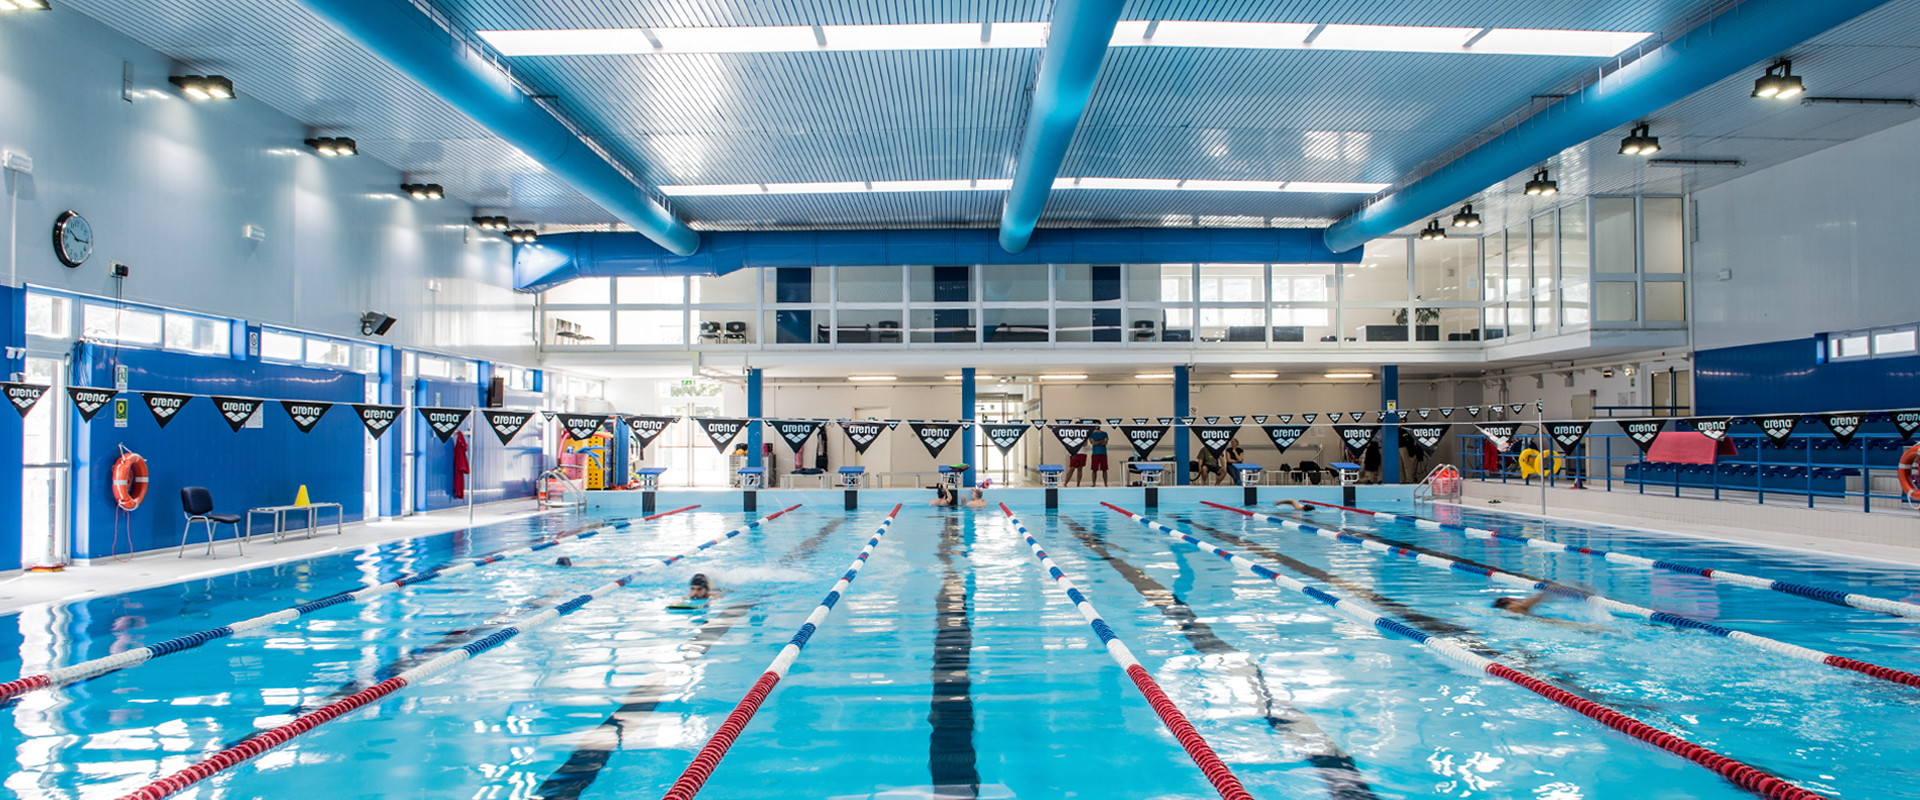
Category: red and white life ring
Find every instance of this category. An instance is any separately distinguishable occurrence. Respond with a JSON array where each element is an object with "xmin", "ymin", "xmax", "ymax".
[
  {"xmin": 112, "ymin": 451, "xmax": 149, "ymax": 511},
  {"xmin": 1899, "ymin": 444, "xmax": 1920, "ymax": 502}
]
